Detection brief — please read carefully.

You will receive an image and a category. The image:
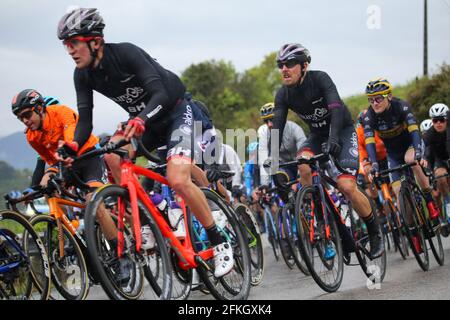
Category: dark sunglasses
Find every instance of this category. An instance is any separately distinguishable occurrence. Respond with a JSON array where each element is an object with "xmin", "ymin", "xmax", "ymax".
[
  {"xmin": 277, "ymin": 59, "xmax": 299, "ymax": 69},
  {"xmin": 432, "ymin": 117, "xmax": 447, "ymax": 124},
  {"xmin": 17, "ymin": 108, "xmax": 35, "ymax": 121},
  {"xmin": 367, "ymin": 95, "xmax": 388, "ymax": 104}
]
